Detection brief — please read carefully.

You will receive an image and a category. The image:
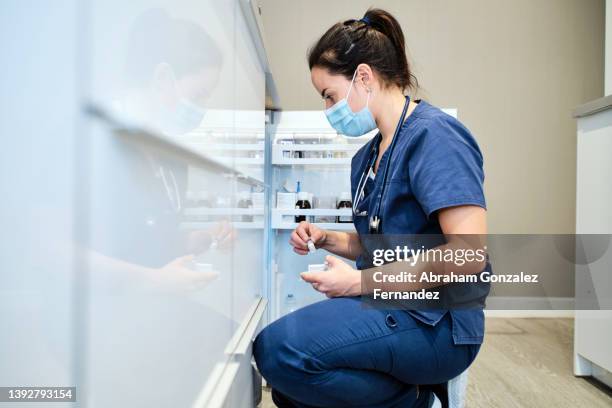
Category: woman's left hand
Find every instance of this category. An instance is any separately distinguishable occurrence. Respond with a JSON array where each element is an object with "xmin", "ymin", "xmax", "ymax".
[{"xmin": 301, "ymin": 255, "xmax": 361, "ymax": 298}]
